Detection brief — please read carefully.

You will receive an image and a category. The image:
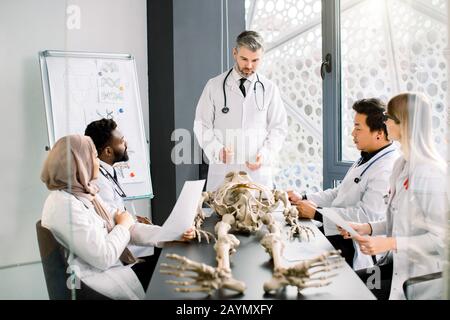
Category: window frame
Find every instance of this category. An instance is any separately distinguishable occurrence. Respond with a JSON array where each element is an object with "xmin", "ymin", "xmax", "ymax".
[{"xmin": 322, "ymin": 0, "xmax": 353, "ymax": 189}]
